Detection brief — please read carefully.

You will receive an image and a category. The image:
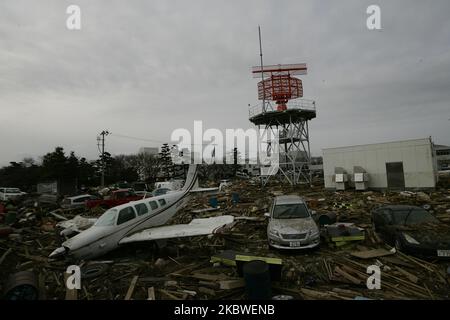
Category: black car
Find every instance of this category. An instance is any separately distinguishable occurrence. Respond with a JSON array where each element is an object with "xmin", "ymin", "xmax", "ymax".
[{"xmin": 371, "ymin": 205, "xmax": 450, "ymax": 259}]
